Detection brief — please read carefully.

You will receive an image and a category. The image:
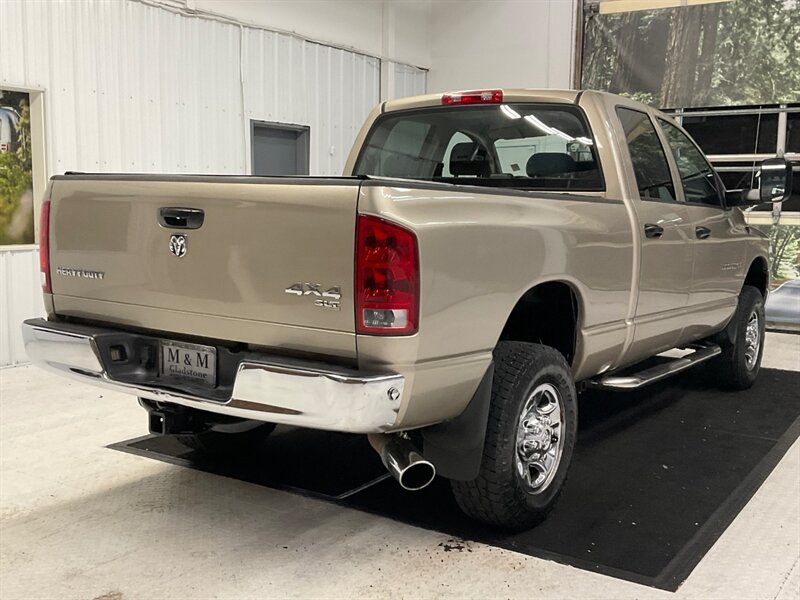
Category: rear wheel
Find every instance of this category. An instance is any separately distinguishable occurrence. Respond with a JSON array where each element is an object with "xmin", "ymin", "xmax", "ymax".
[
  {"xmin": 450, "ymin": 342, "xmax": 578, "ymax": 531},
  {"xmin": 714, "ymin": 285, "xmax": 765, "ymax": 390},
  {"xmin": 176, "ymin": 422, "xmax": 276, "ymax": 457}
]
